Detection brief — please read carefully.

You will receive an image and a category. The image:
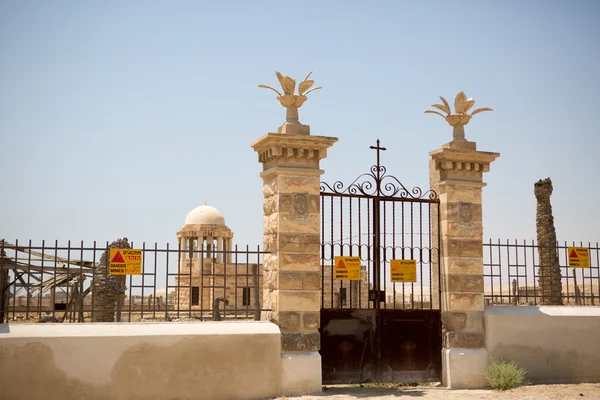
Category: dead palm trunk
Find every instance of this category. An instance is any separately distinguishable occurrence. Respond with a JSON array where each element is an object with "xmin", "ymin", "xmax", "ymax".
[
  {"xmin": 534, "ymin": 178, "xmax": 562, "ymax": 305},
  {"xmin": 91, "ymin": 238, "xmax": 130, "ymax": 322}
]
